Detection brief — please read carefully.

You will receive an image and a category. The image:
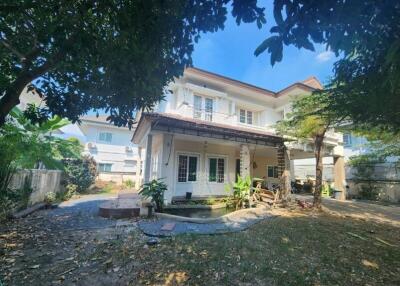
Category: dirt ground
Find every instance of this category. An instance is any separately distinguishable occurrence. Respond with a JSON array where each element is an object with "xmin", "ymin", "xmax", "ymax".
[{"xmin": 1, "ymin": 195, "xmax": 399, "ymax": 286}]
